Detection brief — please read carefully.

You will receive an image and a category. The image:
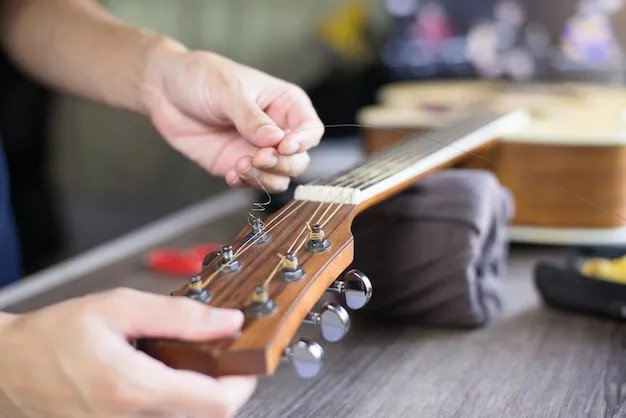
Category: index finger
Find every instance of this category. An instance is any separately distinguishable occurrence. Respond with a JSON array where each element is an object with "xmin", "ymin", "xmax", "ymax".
[{"xmin": 276, "ymin": 91, "xmax": 325, "ymax": 155}]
